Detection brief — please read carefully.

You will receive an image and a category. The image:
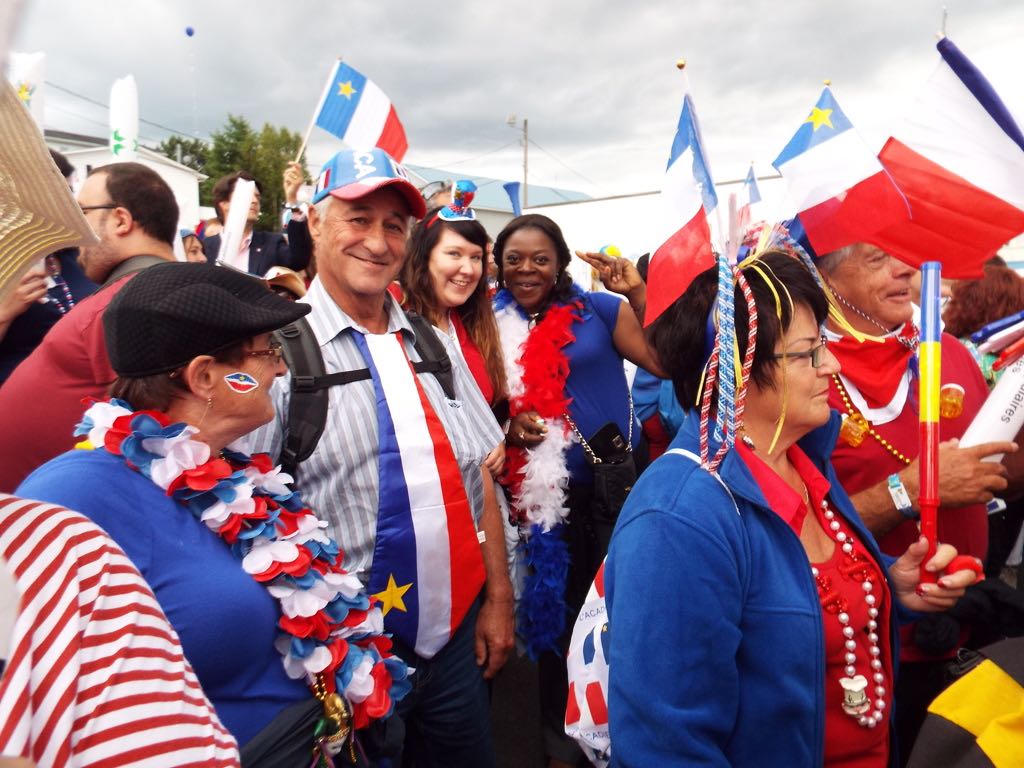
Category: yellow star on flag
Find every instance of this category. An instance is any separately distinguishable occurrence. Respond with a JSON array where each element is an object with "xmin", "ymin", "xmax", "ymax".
[
  {"xmin": 804, "ymin": 107, "xmax": 834, "ymax": 131},
  {"xmin": 338, "ymin": 80, "xmax": 357, "ymax": 99},
  {"xmin": 373, "ymin": 574, "xmax": 412, "ymax": 616}
]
